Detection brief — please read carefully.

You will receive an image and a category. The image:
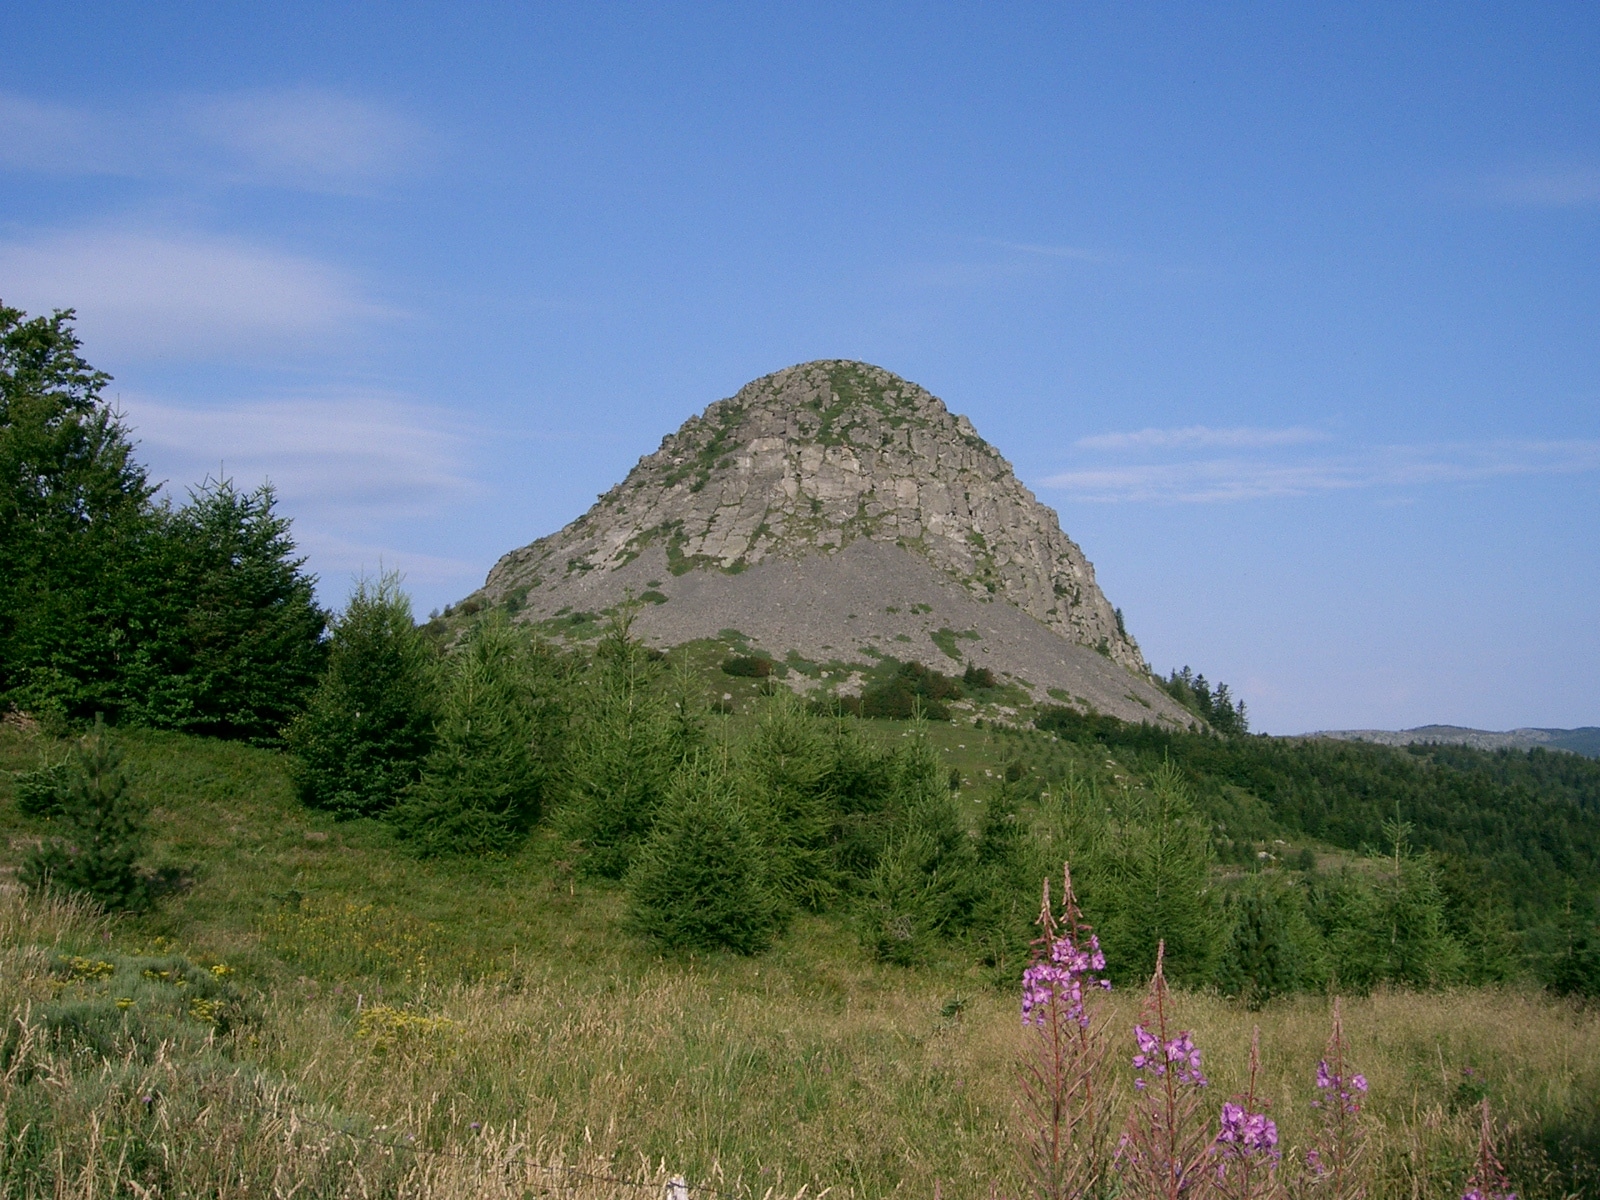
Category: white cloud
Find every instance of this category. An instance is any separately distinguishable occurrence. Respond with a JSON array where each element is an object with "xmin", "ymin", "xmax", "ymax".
[
  {"xmin": 0, "ymin": 87, "xmax": 425, "ymax": 192},
  {"xmin": 1479, "ymin": 166, "xmax": 1600, "ymax": 208},
  {"xmin": 186, "ymin": 88, "xmax": 426, "ymax": 192},
  {"xmin": 1076, "ymin": 425, "xmax": 1331, "ymax": 451},
  {"xmin": 124, "ymin": 392, "xmax": 475, "ymax": 520},
  {"xmin": 1040, "ymin": 440, "xmax": 1600, "ymax": 502},
  {"xmin": 0, "ymin": 228, "xmax": 390, "ymax": 358}
]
